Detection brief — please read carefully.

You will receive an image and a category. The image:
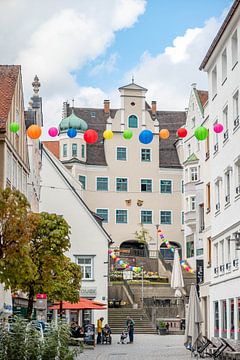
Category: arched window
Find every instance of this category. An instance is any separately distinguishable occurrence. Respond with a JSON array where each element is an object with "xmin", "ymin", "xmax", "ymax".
[{"xmin": 128, "ymin": 115, "xmax": 138, "ymax": 128}]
